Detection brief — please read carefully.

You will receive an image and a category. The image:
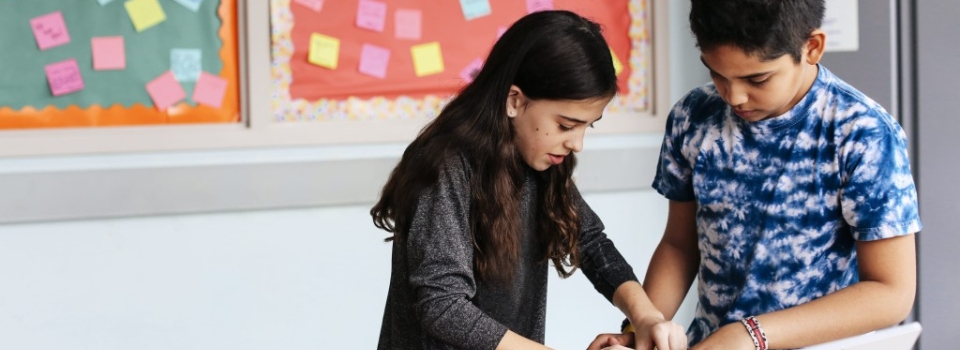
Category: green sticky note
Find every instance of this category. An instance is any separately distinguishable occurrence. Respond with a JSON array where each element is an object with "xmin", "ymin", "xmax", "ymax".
[{"xmin": 125, "ymin": 0, "xmax": 166, "ymax": 32}]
